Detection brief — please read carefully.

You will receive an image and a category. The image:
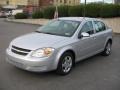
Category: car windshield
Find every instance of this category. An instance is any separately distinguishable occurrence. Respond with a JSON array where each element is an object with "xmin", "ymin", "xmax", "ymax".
[{"xmin": 37, "ymin": 20, "xmax": 80, "ymax": 37}]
